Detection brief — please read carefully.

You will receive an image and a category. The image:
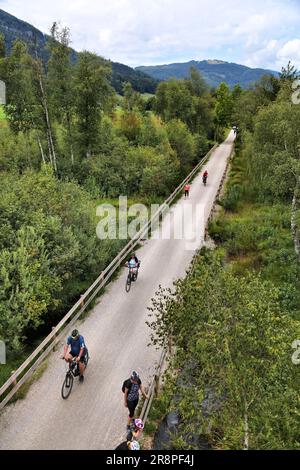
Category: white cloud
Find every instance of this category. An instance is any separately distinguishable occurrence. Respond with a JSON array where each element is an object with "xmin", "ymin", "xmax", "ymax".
[
  {"xmin": 0, "ymin": 0, "xmax": 299, "ymax": 69},
  {"xmin": 277, "ymin": 39, "xmax": 300, "ymax": 69}
]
